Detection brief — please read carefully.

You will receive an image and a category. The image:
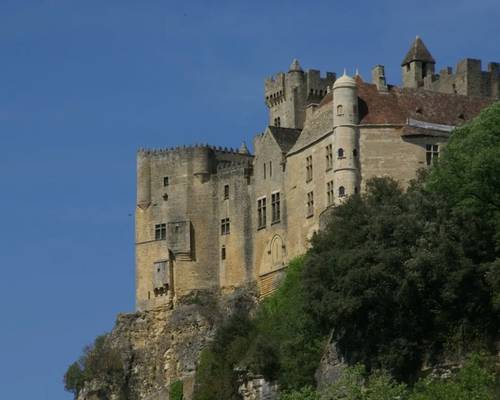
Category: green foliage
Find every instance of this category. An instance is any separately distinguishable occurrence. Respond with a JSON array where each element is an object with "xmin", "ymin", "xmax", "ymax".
[
  {"xmin": 303, "ymin": 173, "xmax": 499, "ymax": 379},
  {"xmin": 63, "ymin": 334, "xmax": 125, "ymax": 397},
  {"xmin": 287, "ymin": 353, "xmax": 496, "ymax": 400},
  {"xmin": 169, "ymin": 379, "xmax": 184, "ymax": 400},
  {"xmin": 408, "ymin": 353, "xmax": 496, "ymax": 400},
  {"xmin": 279, "ymin": 386, "xmax": 320, "ymax": 400},
  {"xmin": 193, "ymin": 311, "xmax": 254, "ymax": 400},
  {"xmin": 322, "ymin": 364, "xmax": 407, "ymax": 400},
  {"xmin": 427, "ymin": 101, "xmax": 500, "ymax": 221},
  {"xmin": 246, "ymin": 257, "xmax": 325, "ymax": 389},
  {"xmin": 194, "ymin": 258, "xmax": 325, "ymax": 399},
  {"xmin": 63, "ymin": 362, "xmax": 84, "ymax": 395}
]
